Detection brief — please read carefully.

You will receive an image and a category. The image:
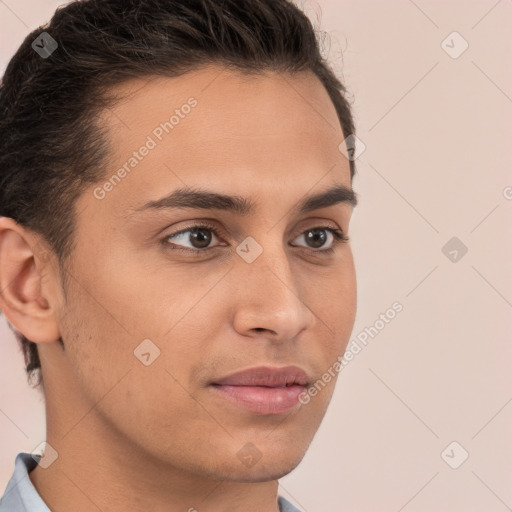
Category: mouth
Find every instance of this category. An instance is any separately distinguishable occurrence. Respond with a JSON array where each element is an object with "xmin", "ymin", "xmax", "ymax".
[{"xmin": 210, "ymin": 365, "xmax": 310, "ymax": 415}]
